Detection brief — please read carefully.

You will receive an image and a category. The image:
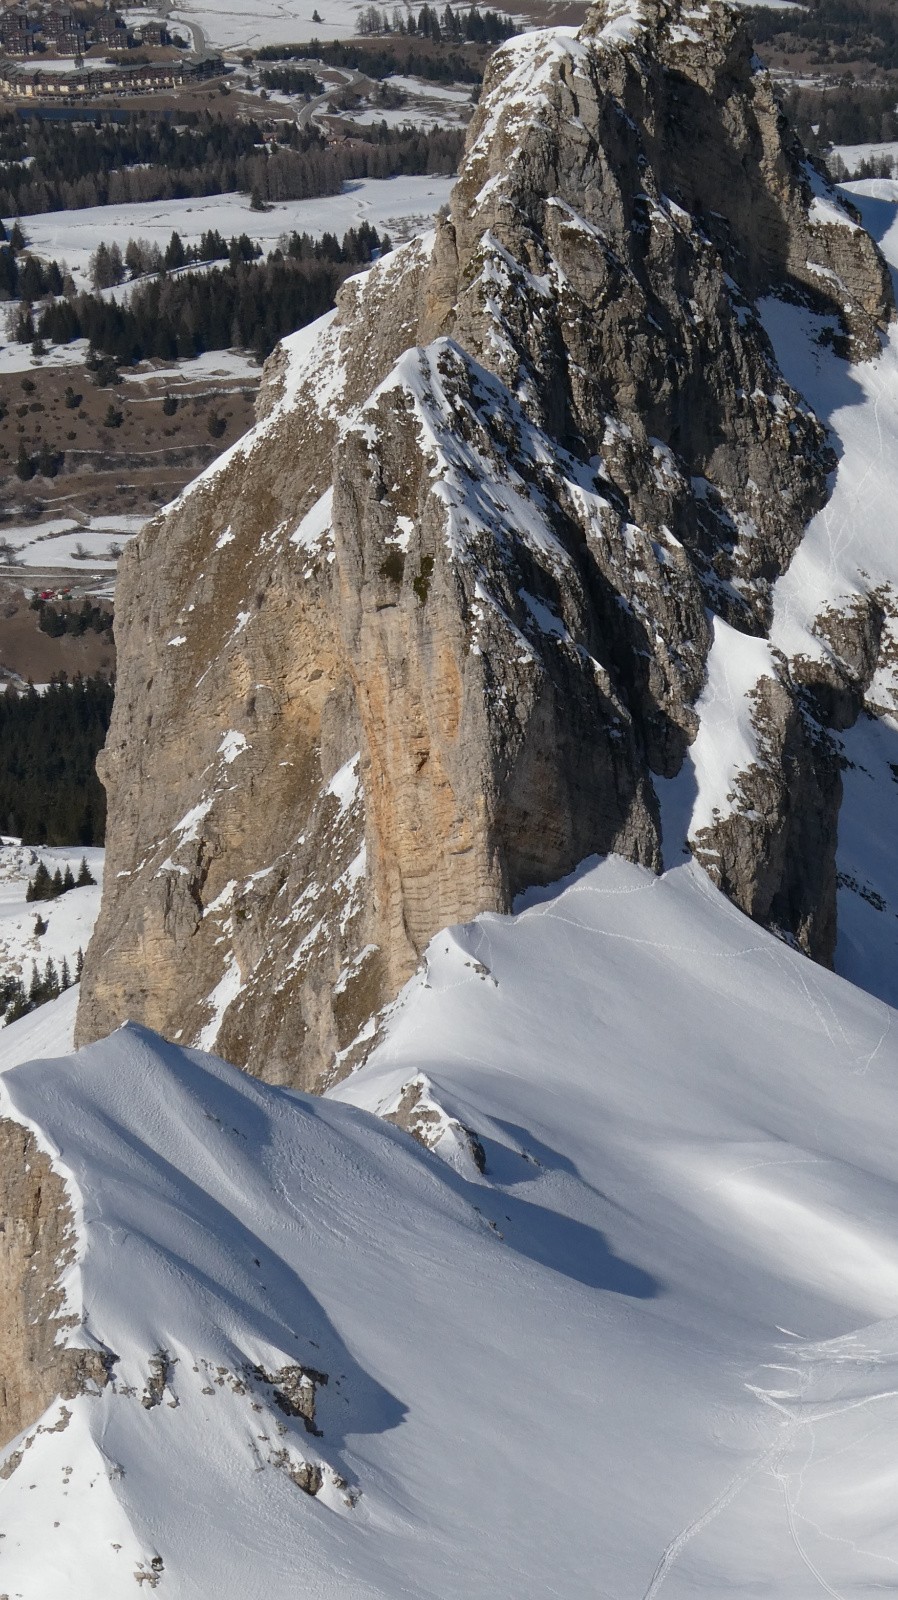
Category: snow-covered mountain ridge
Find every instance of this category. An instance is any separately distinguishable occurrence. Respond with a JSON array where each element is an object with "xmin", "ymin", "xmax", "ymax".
[
  {"xmin": 7, "ymin": 6, "xmax": 898, "ymax": 1585},
  {"xmin": 76, "ymin": 0, "xmax": 896, "ymax": 1089},
  {"xmin": 9, "ymin": 856, "xmax": 898, "ymax": 1595}
]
